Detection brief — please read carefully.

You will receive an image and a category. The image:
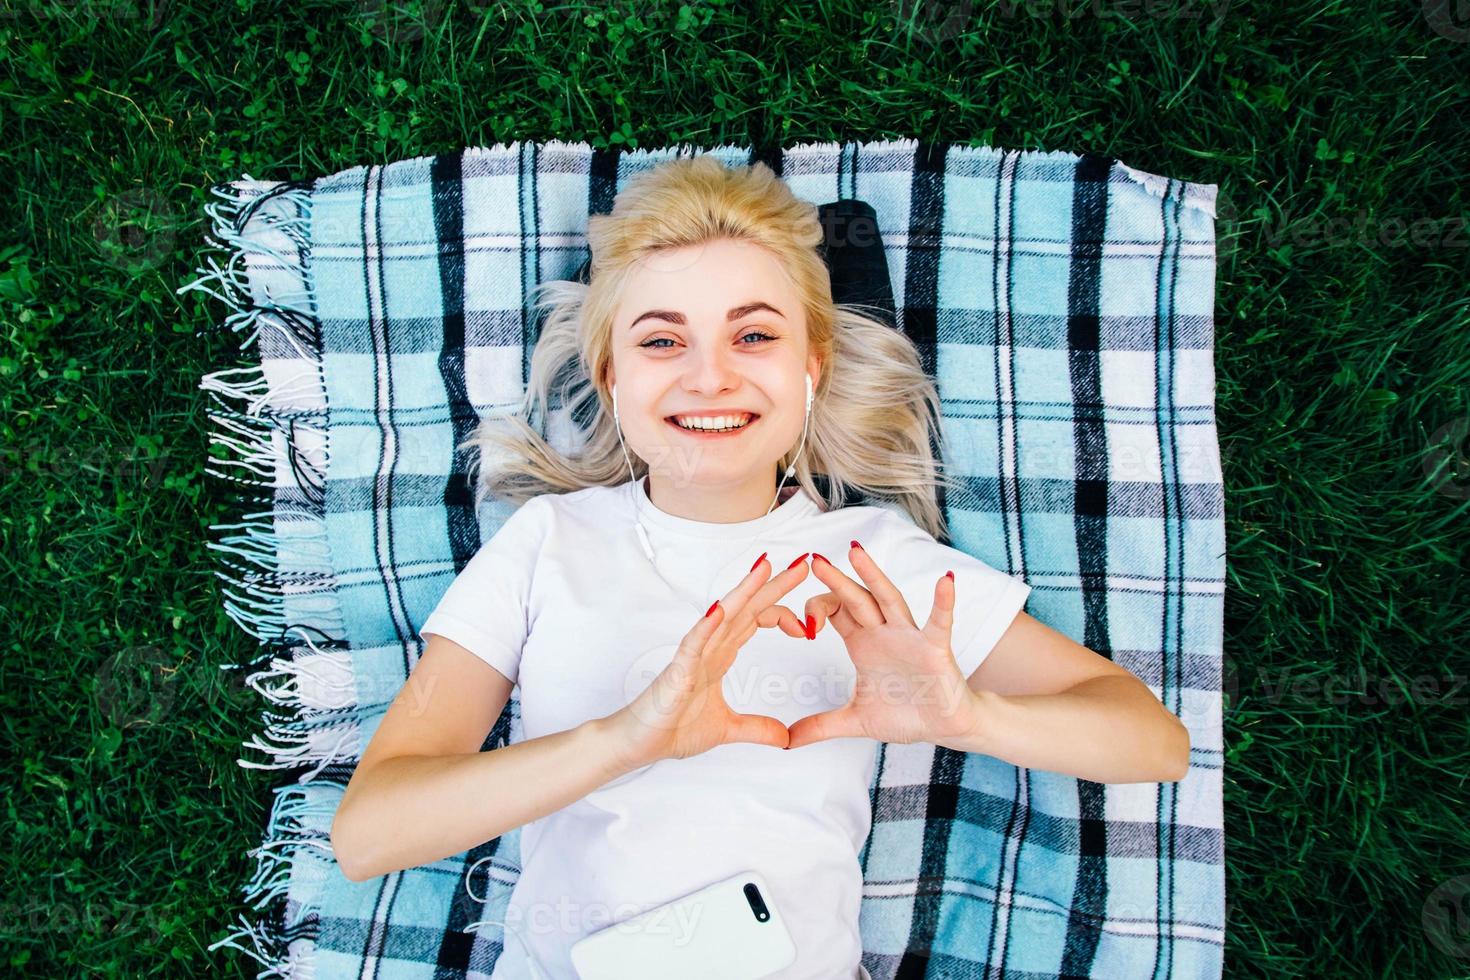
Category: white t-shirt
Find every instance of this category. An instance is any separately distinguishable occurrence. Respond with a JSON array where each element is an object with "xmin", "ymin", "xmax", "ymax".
[{"xmin": 420, "ymin": 476, "xmax": 1031, "ymax": 980}]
